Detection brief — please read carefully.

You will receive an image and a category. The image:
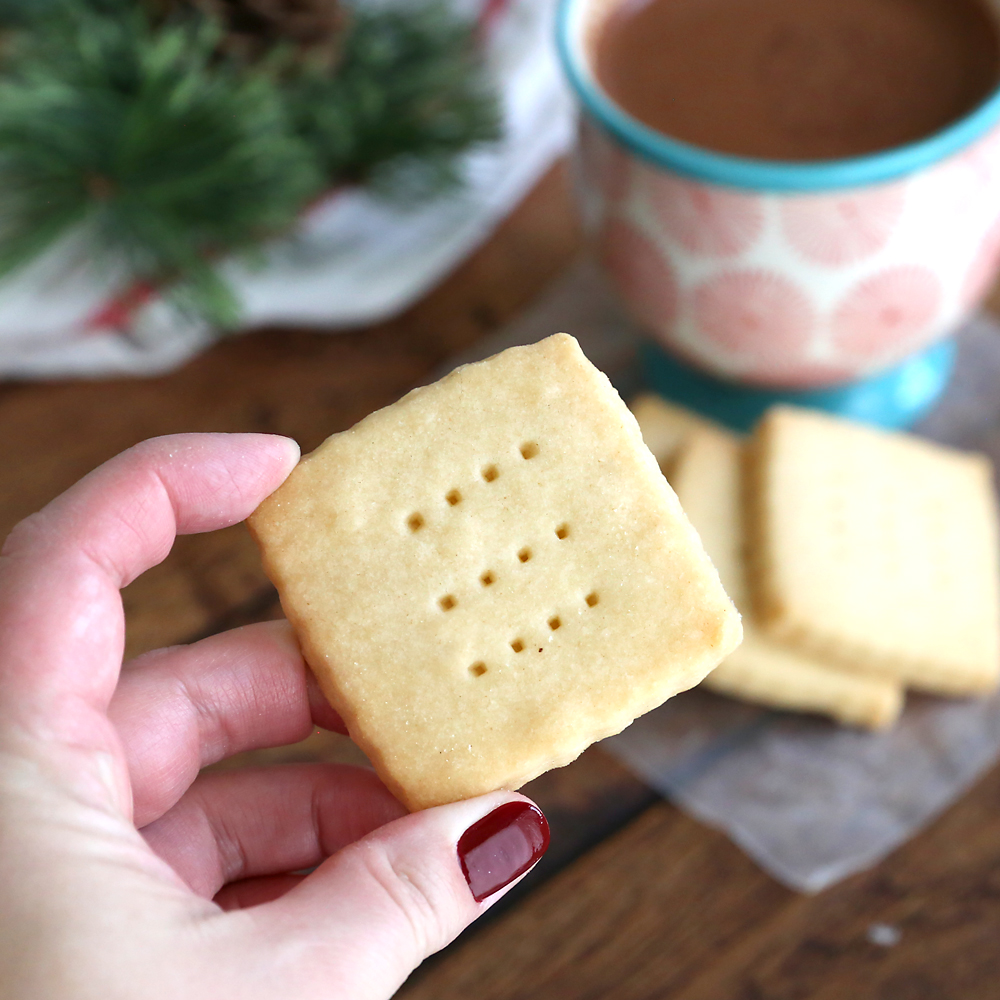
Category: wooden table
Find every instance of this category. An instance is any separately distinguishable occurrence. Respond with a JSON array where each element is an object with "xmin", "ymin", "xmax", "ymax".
[{"xmin": 3, "ymin": 163, "xmax": 1000, "ymax": 1000}]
